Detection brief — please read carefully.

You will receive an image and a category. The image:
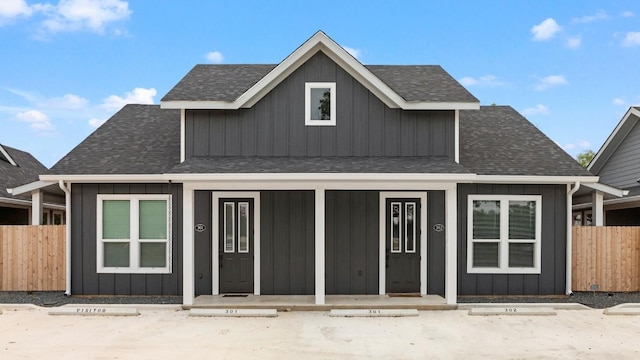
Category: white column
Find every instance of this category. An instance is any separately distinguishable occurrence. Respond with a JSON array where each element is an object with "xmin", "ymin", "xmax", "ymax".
[
  {"xmin": 592, "ymin": 191, "xmax": 604, "ymax": 226},
  {"xmin": 31, "ymin": 190, "xmax": 43, "ymax": 225},
  {"xmin": 315, "ymin": 188, "xmax": 326, "ymax": 305},
  {"xmin": 445, "ymin": 186, "xmax": 457, "ymax": 305},
  {"xmin": 183, "ymin": 186, "xmax": 195, "ymax": 306}
]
